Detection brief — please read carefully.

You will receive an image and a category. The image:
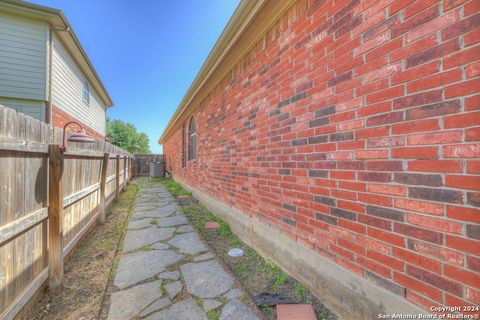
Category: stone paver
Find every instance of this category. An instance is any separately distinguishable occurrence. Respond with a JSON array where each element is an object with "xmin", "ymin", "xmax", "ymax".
[
  {"xmin": 122, "ymin": 227, "xmax": 176, "ymax": 252},
  {"xmin": 140, "ymin": 298, "xmax": 171, "ymax": 317},
  {"xmin": 165, "ymin": 281, "xmax": 182, "ymax": 299},
  {"xmin": 145, "ymin": 298, "xmax": 207, "ymax": 320},
  {"xmin": 114, "ymin": 250, "xmax": 183, "ymax": 289},
  {"xmin": 203, "ymin": 299, "xmax": 222, "ymax": 312},
  {"xmin": 107, "ymin": 178, "xmax": 259, "ymax": 319},
  {"xmin": 168, "ymin": 232, "xmax": 208, "ymax": 255},
  {"xmin": 128, "ymin": 218, "xmax": 154, "ymax": 230},
  {"xmin": 181, "ymin": 260, "xmax": 234, "ymax": 298},
  {"xmin": 220, "ymin": 299, "xmax": 261, "ymax": 320},
  {"xmin": 108, "ymin": 280, "xmax": 163, "ymax": 320}
]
